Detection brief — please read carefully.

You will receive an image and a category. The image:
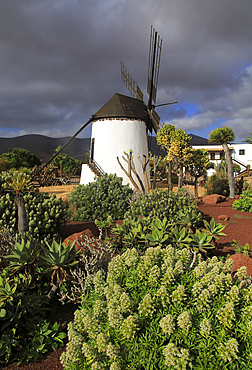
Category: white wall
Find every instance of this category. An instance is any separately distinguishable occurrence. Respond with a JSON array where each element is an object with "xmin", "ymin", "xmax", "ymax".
[
  {"xmin": 81, "ymin": 118, "xmax": 150, "ymax": 189},
  {"xmin": 80, "ymin": 164, "xmax": 96, "ymax": 184},
  {"xmin": 231, "ymin": 143, "xmax": 252, "ymax": 168}
]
